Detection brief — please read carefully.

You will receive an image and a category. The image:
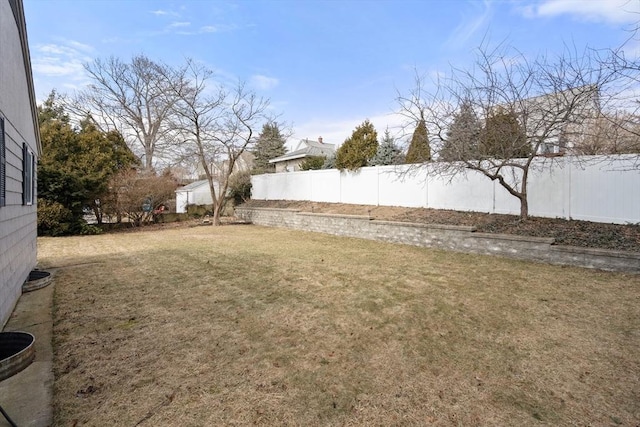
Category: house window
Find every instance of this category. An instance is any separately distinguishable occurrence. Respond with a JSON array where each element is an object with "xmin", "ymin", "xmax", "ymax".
[
  {"xmin": 0, "ymin": 117, "xmax": 5, "ymax": 207},
  {"xmin": 23, "ymin": 143, "xmax": 35, "ymax": 206},
  {"xmin": 539, "ymin": 142, "xmax": 556, "ymax": 155}
]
